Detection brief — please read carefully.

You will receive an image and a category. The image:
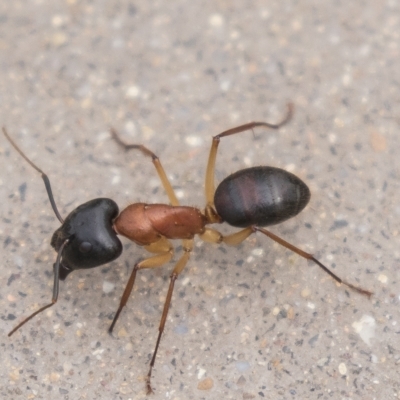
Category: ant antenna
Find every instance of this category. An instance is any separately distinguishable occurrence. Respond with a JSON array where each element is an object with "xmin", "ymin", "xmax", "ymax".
[
  {"xmin": 2, "ymin": 127, "xmax": 64, "ymax": 223},
  {"xmin": 7, "ymin": 239, "xmax": 69, "ymax": 336},
  {"xmin": 3, "ymin": 127, "xmax": 70, "ymax": 335}
]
